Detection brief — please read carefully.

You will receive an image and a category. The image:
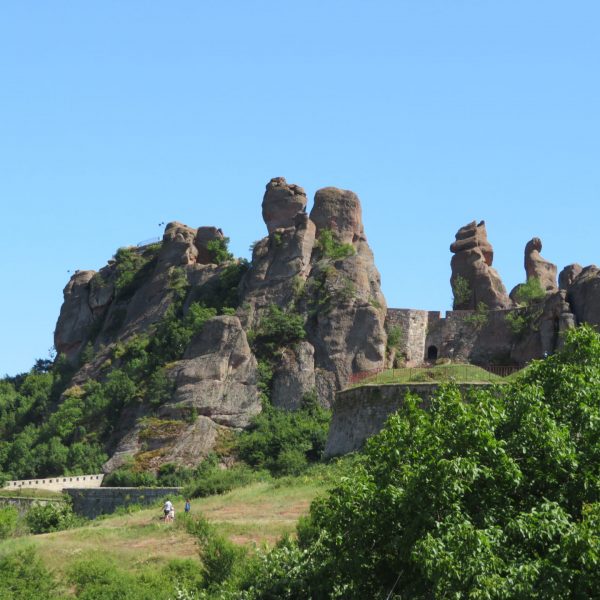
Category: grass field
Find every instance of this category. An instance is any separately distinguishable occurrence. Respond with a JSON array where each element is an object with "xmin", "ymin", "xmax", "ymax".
[
  {"xmin": 0, "ymin": 487, "xmax": 64, "ymax": 499},
  {"xmin": 0, "ymin": 463, "xmax": 345, "ymax": 582},
  {"xmin": 352, "ymin": 364, "xmax": 513, "ymax": 386}
]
